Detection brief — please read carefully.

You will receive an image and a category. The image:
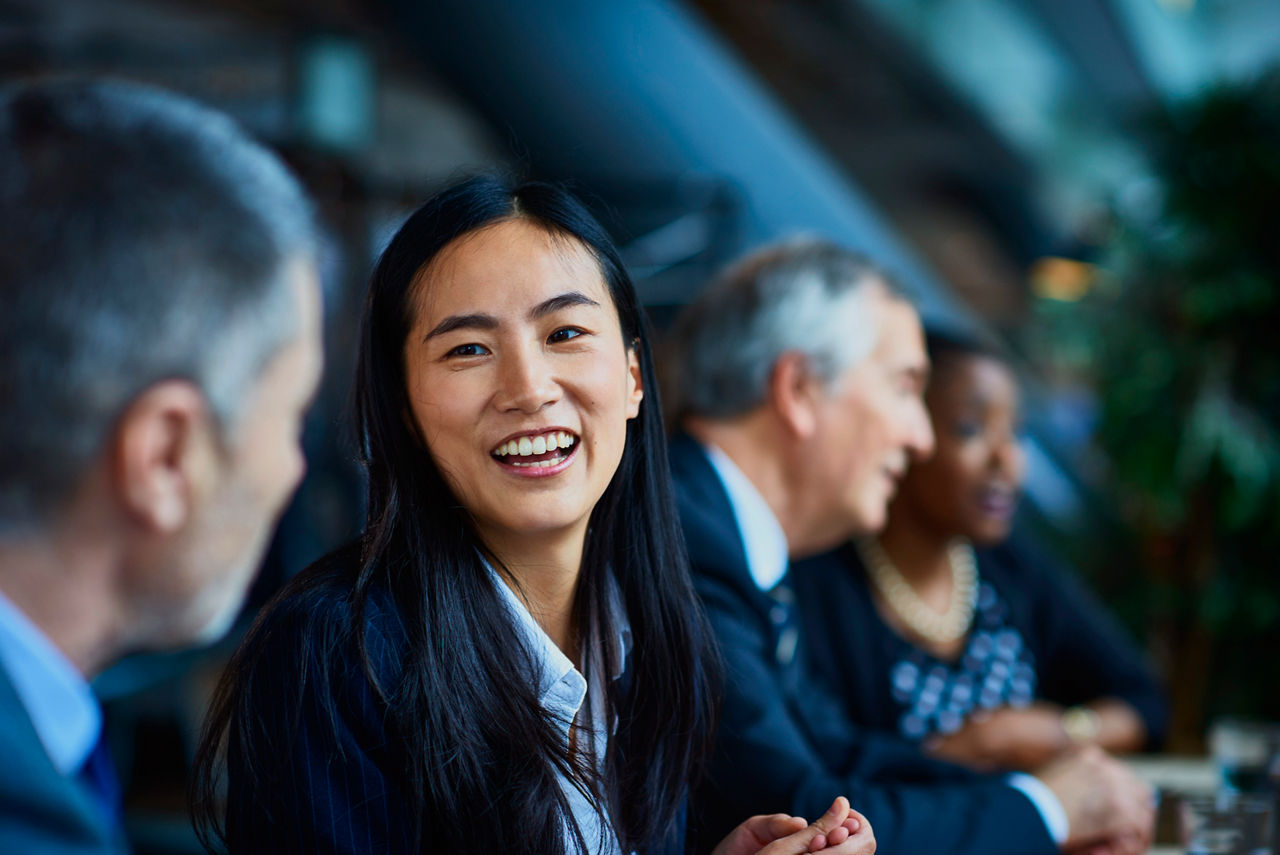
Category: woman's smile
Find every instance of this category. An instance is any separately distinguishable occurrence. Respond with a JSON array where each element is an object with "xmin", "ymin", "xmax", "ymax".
[{"xmin": 491, "ymin": 428, "xmax": 581, "ymax": 476}]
